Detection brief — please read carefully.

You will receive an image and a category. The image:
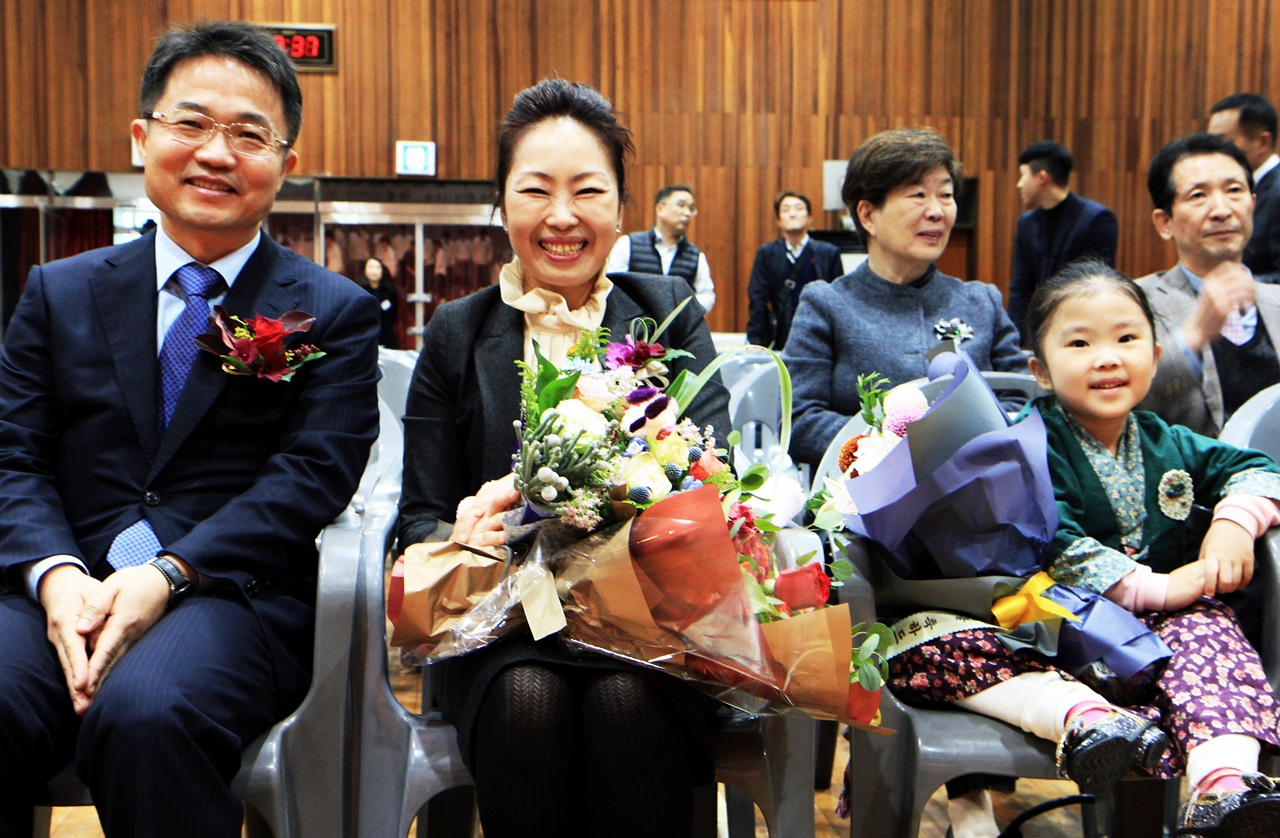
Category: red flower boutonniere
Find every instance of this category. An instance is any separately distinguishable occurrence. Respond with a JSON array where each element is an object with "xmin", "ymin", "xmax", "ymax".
[{"xmin": 196, "ymin": 306, "xmax": 325, "ymax": 382}]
